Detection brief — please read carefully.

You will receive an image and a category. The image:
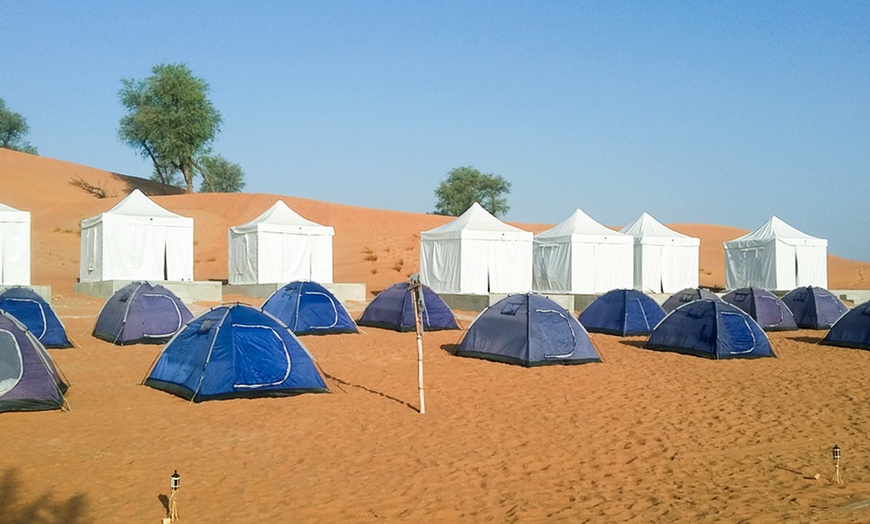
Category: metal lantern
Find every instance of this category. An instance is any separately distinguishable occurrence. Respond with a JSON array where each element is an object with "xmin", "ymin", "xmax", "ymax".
[
  {"xmin": 833, "ymin": 445, "xmax": 841, "ymax": 462},
  {"xmin": 171, "ymin": 470, "xmax": 180, "ymax": 491}
]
